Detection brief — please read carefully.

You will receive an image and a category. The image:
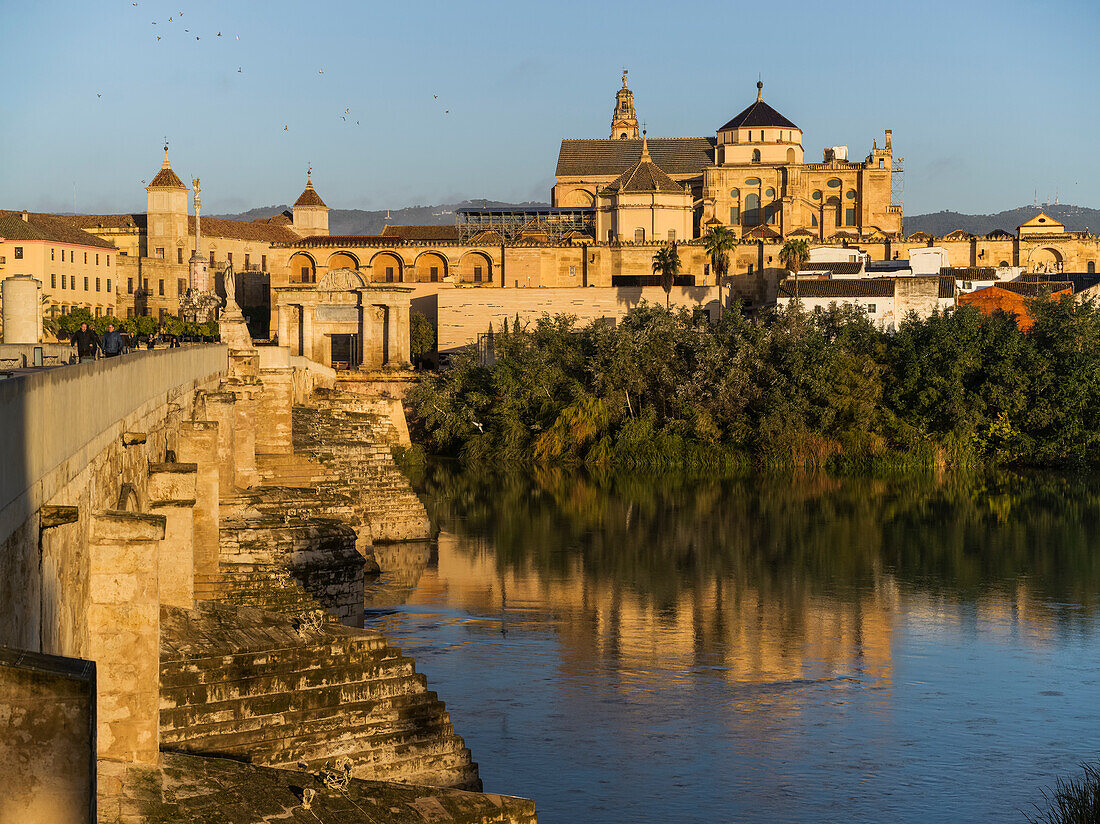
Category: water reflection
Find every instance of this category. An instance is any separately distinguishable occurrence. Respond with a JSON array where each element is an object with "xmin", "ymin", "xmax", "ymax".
[{"xmin": 369, "ymin": 466, "xmax": 1100, "ymax": 823}]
